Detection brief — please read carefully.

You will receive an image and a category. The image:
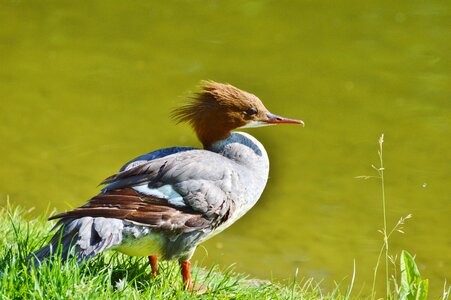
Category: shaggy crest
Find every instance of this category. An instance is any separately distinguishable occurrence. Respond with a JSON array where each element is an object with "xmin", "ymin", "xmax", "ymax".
[
  {"xmin": 172, "ymin": 81, "xmax": 263, "ymax": 124},
  {"xmin": 172, "ymin": 81, "xmax": 268, "ymax": 148}
]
